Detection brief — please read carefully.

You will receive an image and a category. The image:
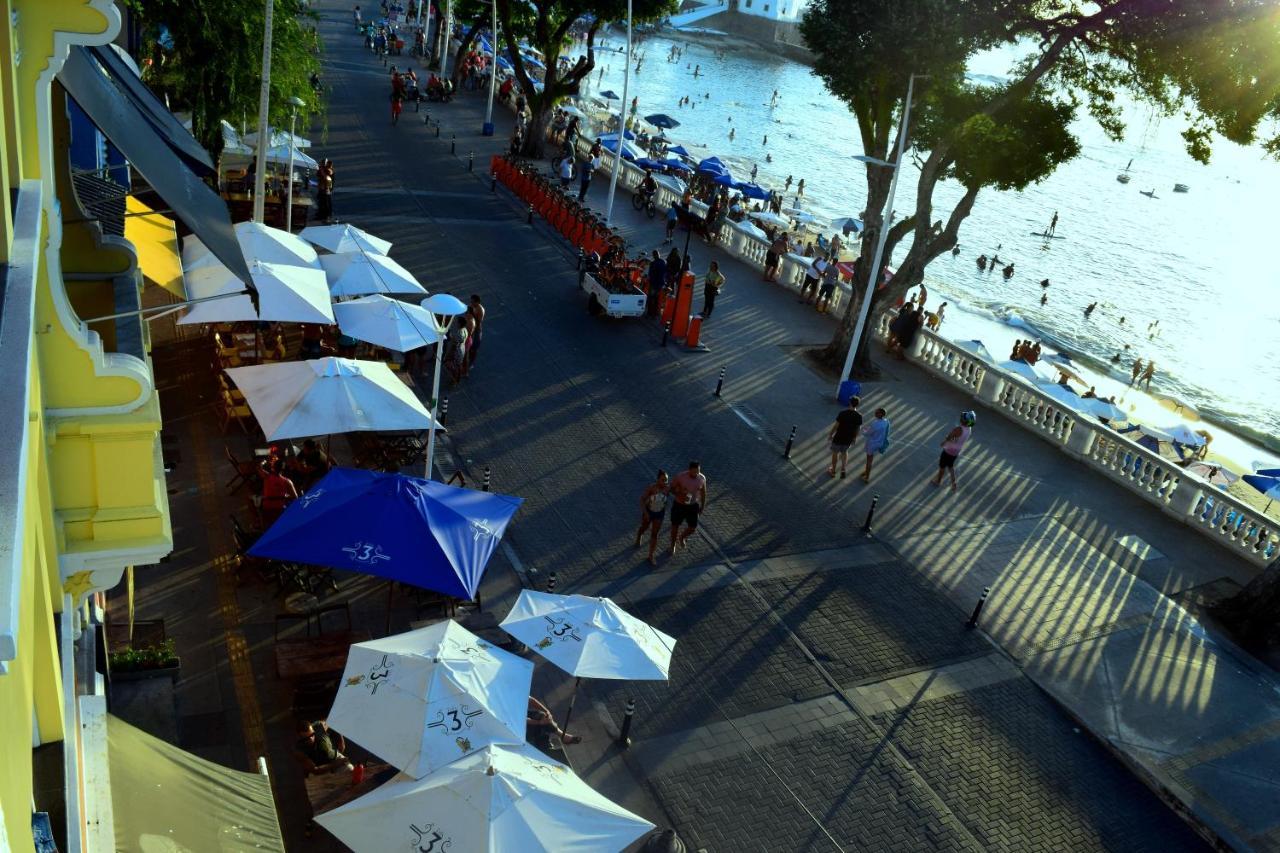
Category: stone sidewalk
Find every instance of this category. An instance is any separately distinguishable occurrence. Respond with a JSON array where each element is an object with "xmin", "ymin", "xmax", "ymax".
[{"xmin": 118, "ymin": 5, "xmax": 1280, "ymax": 850}]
